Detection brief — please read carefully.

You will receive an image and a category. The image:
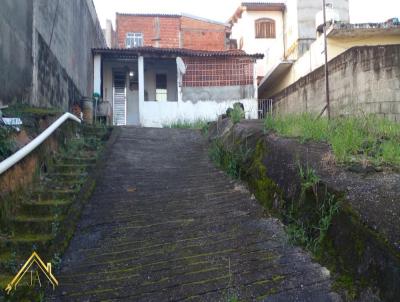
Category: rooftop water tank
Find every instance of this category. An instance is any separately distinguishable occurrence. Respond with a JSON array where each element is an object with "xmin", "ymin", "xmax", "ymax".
[{"xmin": 316, "ymin": 3, "xmax": 341, "ymax": 32}]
